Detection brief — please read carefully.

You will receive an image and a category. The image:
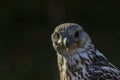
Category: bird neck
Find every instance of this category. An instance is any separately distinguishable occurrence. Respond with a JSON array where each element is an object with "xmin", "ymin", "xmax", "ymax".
[{"xmin": 57, "ymin": 46, "xmax": 108, "ymax": 80}]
